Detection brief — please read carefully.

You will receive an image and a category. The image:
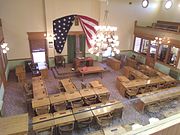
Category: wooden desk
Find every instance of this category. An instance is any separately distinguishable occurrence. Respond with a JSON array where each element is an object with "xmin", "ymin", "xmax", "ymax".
[
  {"xmin": 65, "ymin": 91, "xmax": 82, "ymax": 102},
  {"xmin": 139, "ymin": 65, "xmax": 157, "ymax": 77},
  {"xmin": 32, "ymin": 113, "xmax": 54, "ymax": 131},
  {"xmin": 134, "ymin": 87, "xmax": 180, "ymax": 113},
  {"xmin": 60, "ymin": 78, "xmax": 72, "ymax": 86},
  {"xmin": 89, "ymin": 80, "xmax": 103, "ymax": 88},
  {"xmin": 91, "ymin": 104, "xmax": 112, "ymax": 117},
  {"xmin": 93, "ymin": 87, "xmax": 110, "ymax": 102},
  {"xmin": 74, "ymin": 57, "xmax": 93, "ymax": 69},
  {"xmin": 117, "ymin": 76, "xmax": 130, "ymax": 83},
  {"xmin": 60, "ymin": 78, "xmax": 77, "ymax": 92},
  {"xmin": 63, "ymin": 84, "xmax": 77, "ymax": 93},
  {"xmin": 53, "ymin": 110, "xmax": 75, "ymax": 126},
  {"xmin": 106, "ymin": 57, "xmax": 121, "ymax": 71},
  {"xmin": 80, "ymin": 88, "xmax": 96, "ymax": 98},
  {"xmin": 73, "ymin": 106, "xmax": 93, "ymax": 121},
  {"xmin": 49, "ymin": 93, "xmax": 66, "ymax": 104},
  {"xmin": 32, "ymin": 97, "xmax": 50, "ymax": 109},
  {"xmin": 78, "ymin": 66, "xmax": 104, "ymax": 81},
  {"xmin": 126, "ymin": 58, "xmax": 137, "ymax": 69},
  {"xmin": 0, "ymin": 113, "xmax": 28, "ymax": 135},
  {"xmin": 32, "ymin": 76, "xmax": 42, "ymax": 82}
]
